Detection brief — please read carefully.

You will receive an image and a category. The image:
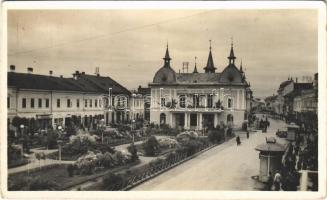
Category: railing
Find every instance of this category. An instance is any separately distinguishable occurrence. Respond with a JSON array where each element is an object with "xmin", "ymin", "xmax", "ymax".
[{"xmin": 101, "ymin": 142, "xmax": 214, "ymax": 191}]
